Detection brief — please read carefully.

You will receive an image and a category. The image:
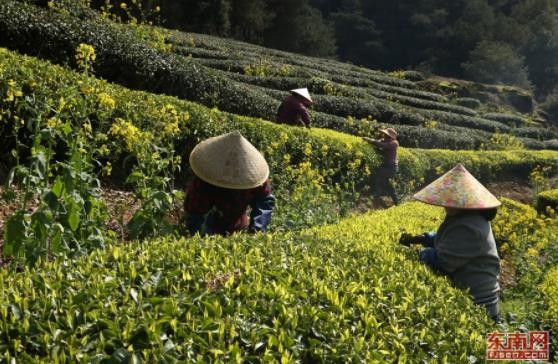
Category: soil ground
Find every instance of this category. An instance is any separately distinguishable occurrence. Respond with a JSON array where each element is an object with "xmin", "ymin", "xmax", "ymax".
[{"xmin": 0, "ymin": 180, "xmax": 539, "ymax": 267}]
